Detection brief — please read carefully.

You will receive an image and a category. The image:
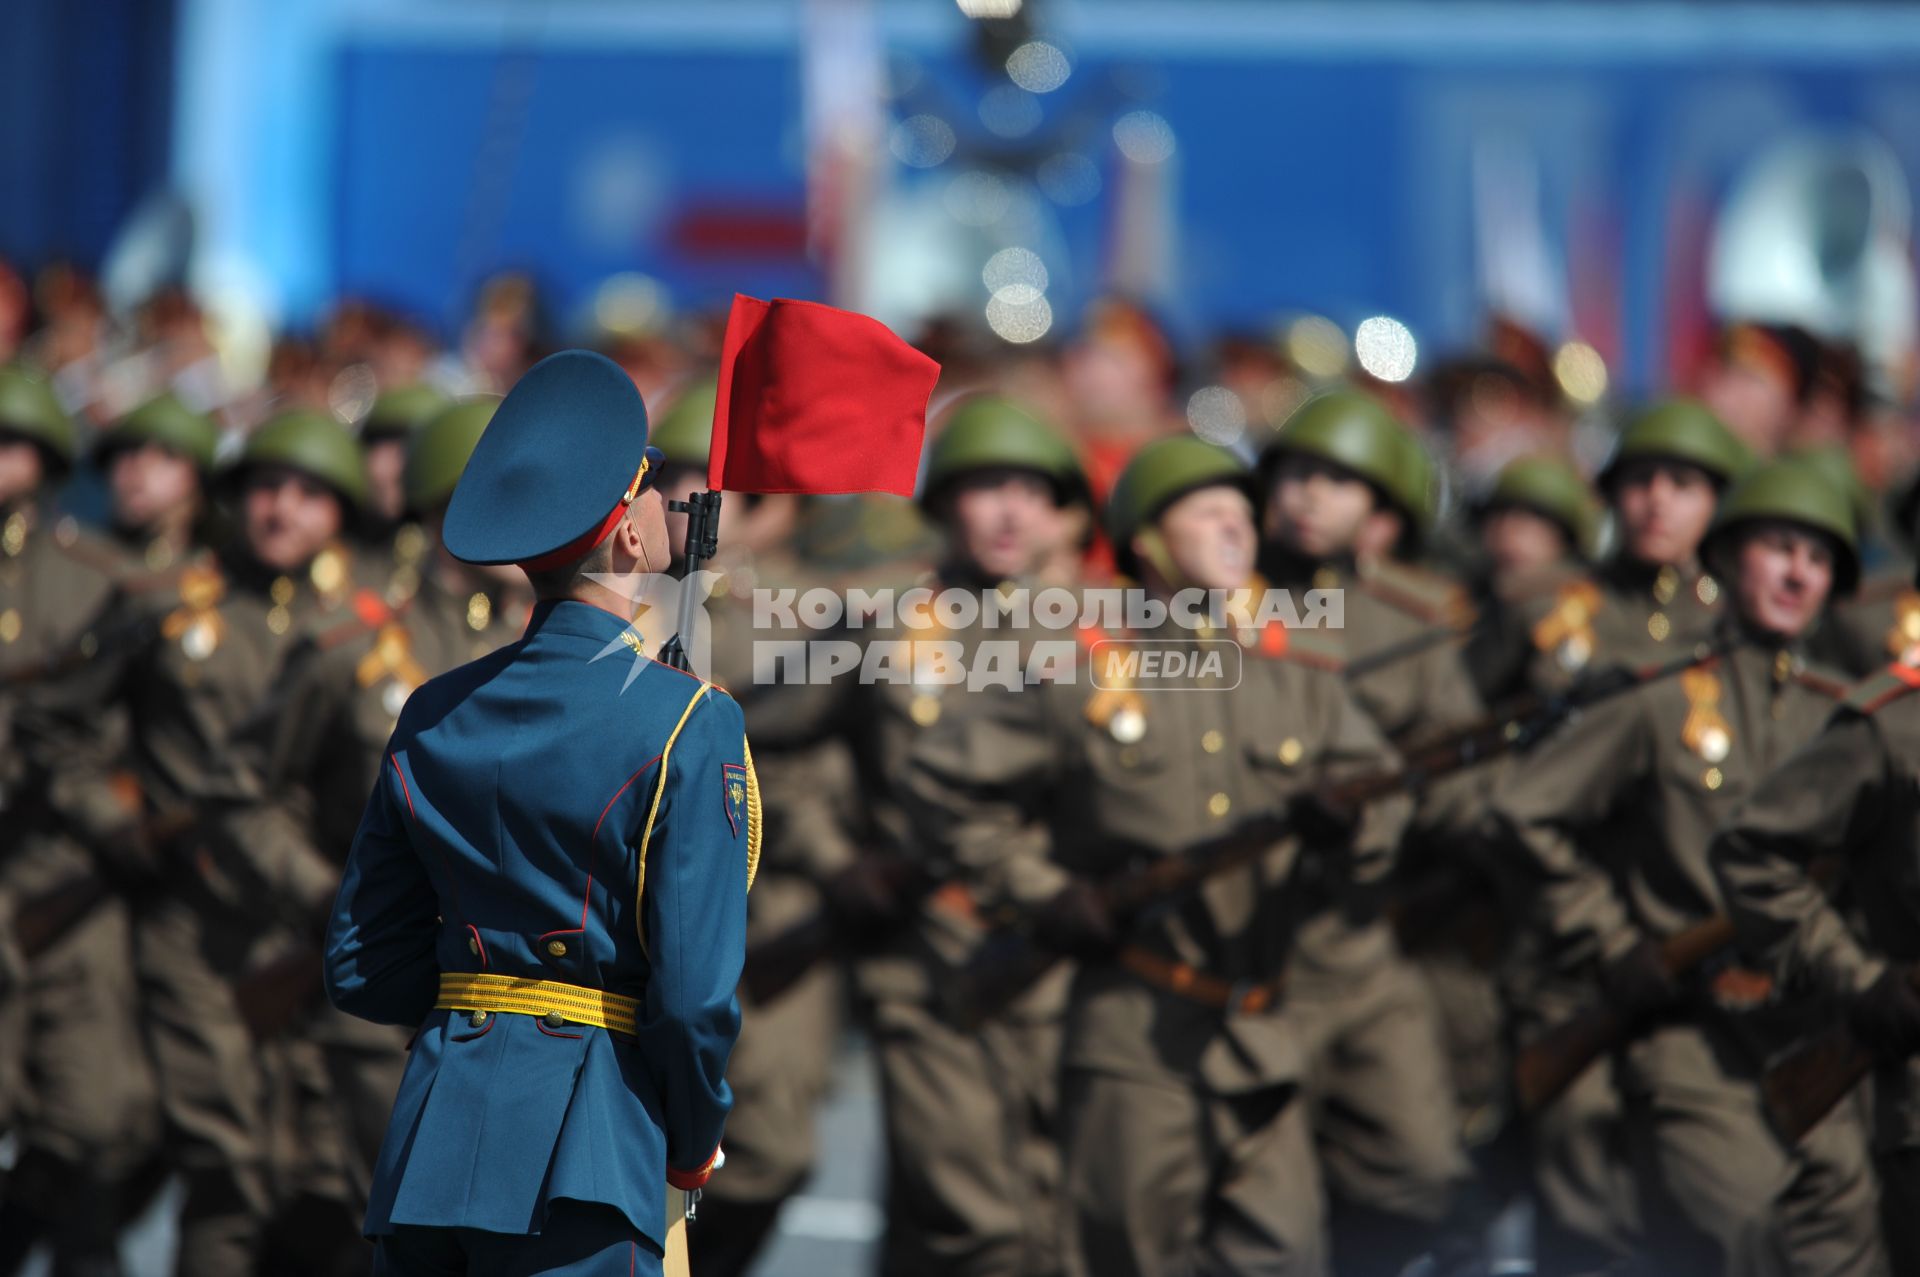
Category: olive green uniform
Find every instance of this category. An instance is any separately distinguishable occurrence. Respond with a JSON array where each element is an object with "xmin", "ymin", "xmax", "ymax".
[
  {"xmin": 1712, "ymin": 661, "xmax": 1920, "ymax": 1270},
  {"xmin": 907, "ymin": 608, "xmax": 1411, "ymax": 1277},
  {"xmin": 1816, "ymin": 568, "xmax": 1920, "ymax": 678},
  {"xmin": 1489, "ymin": 628, "xmax": 1884, "ymax": 1276},
  {"xmin": 0, "ymin": 511, "xmax": 170, "ymax": 1273},
  {"xmin": 19, "ymin": 537, "xmax": 360, "ymax": 1276}
]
